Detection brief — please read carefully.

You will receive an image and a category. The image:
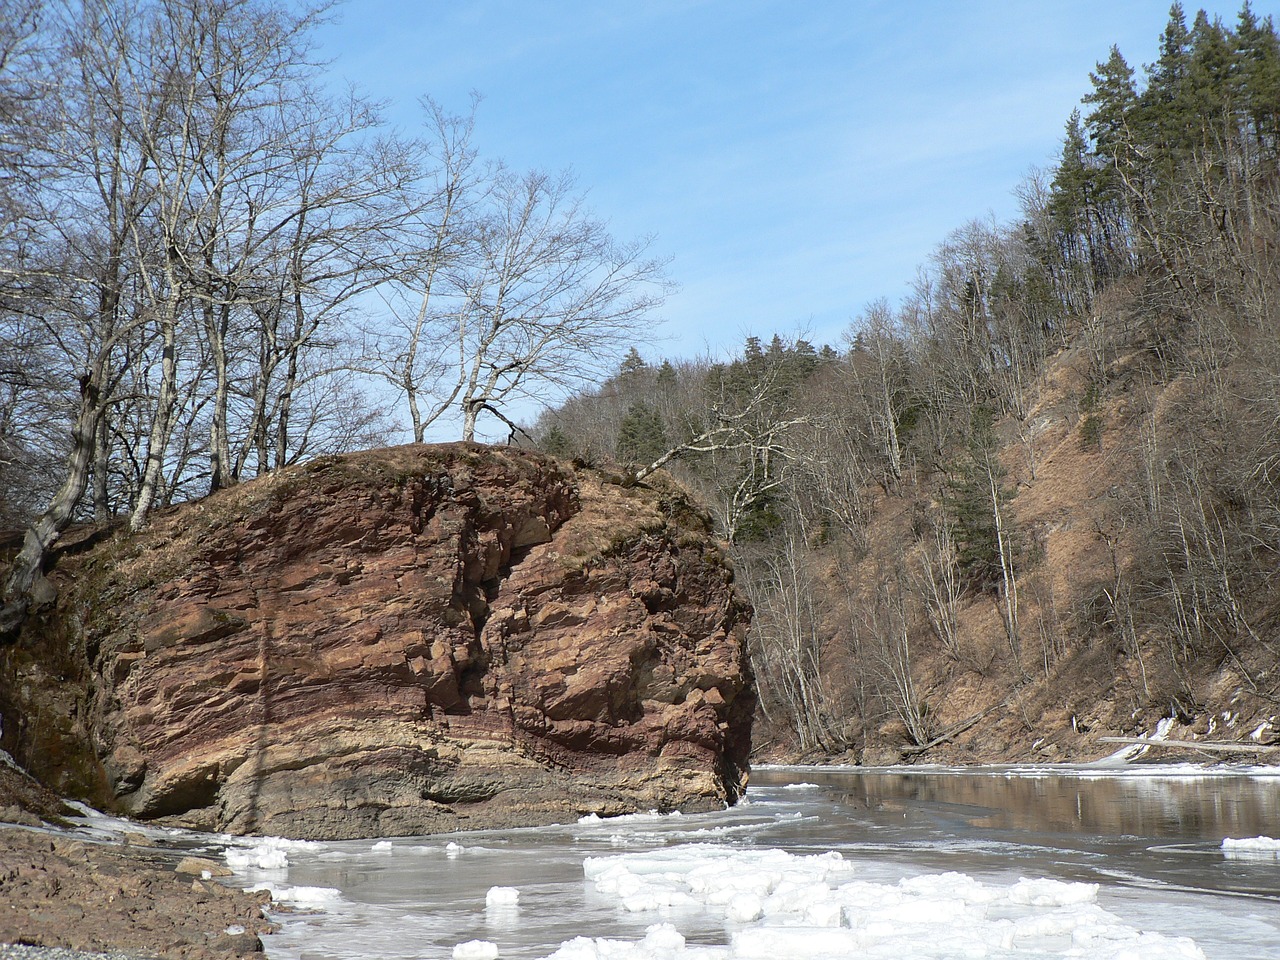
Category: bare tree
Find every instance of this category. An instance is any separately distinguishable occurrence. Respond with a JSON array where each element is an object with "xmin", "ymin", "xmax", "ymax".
[
  {"xmin": 381, "ymin": 164, "xmax": 670, "ymax": 442},
  {"xmin": 845, "ymin": 299, "xmax": 908, "ymax": 492},
  {"xmin": 364, "ymin": 96, "xmax": 483, "ymax": 443},
  {"xmin": 858, "ymin": 572, "xmax": 932, "ymax": 747},
  {"xmin": 0, "ymin": 0, "xmax": 158, "ymax": 631},
  {"xmin": 0, "ymin": 0, "xmax": 407, "ymax": 631},
  {"xmin": 740, "ymin": 521, "xmax": 847, "ymax": 753},
  {"xmin": 0, "ymin": 0, "xmax": 58, "ymax": 527},
  {"xmin": 910, "ymin": 516, "xmax": 964, "ymax": 661}
]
